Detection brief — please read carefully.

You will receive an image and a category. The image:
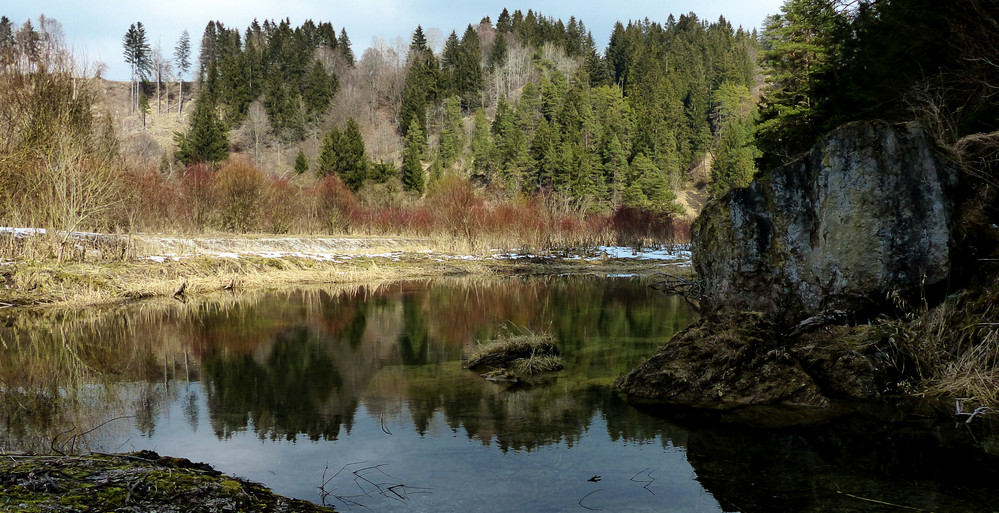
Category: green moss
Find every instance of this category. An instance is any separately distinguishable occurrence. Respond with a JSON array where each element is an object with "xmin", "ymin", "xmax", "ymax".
[{"xmin": 0, "ymin": 453, "xmax": 335, "ymax": 512}]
